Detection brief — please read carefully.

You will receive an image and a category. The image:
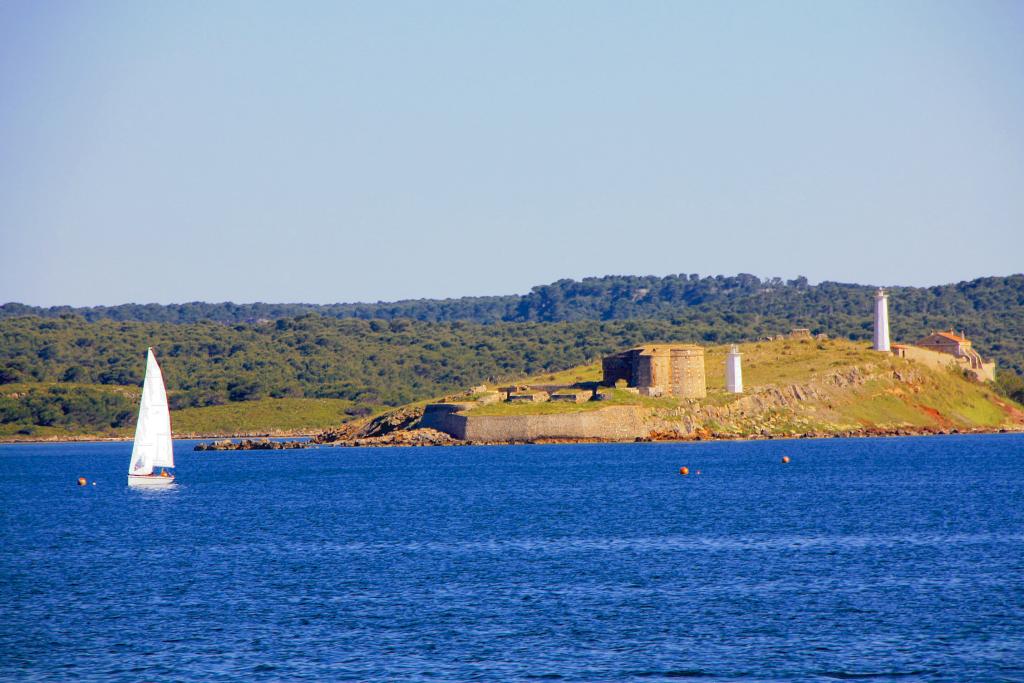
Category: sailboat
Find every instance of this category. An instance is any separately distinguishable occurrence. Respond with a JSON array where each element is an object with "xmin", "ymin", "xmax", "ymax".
[{"xmin": 128, "ymin": 348, "xmax": 176, "ymax": 486}]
